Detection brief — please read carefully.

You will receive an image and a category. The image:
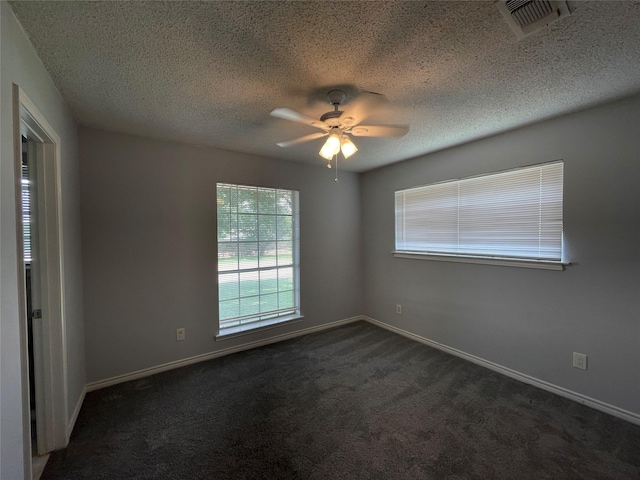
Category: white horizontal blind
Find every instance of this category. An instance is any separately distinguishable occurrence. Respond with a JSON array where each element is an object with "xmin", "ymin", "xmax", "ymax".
[
  {"xmin": 217, "ymin": 183, "xmax": 299, "ymax": 333},
  {"xmin": 395, "ymin": 161, "xmax": 563, "ymax": 261},
  {"xmin": 22, "ymin": 161, "xmax": 32, "ymax": 264}
]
